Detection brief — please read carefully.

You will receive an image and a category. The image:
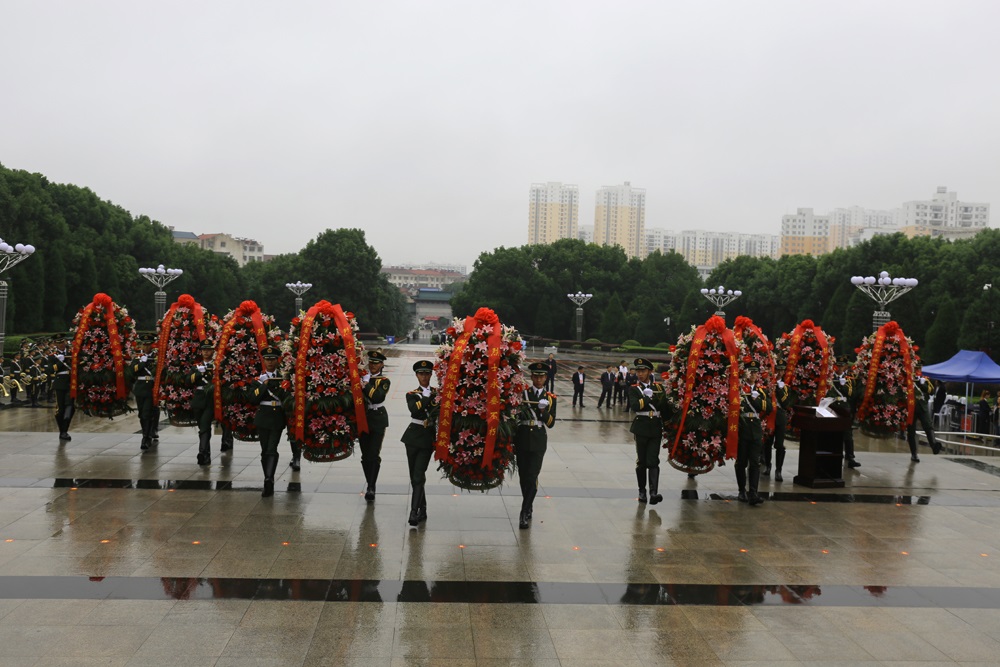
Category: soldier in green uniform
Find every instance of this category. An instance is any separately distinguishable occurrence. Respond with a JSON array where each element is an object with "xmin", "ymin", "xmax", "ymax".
[
  {"xmin": 129, "ymin": 333, "xmax": 159, "ymax": 451},
  {"xmin": 629, "ymin": 357, "xmax": 670, "ymax": 505},
  {"xmin": 762, "ymin": 363, "xmax": 792, "ymax": 482},
  {"xmin": 24, "ymin": 343, "xmax": 44, "ymax": 408},
  {"xmin": 359, "ymin": 349, "xmax": 390, "ymax": 502},
  {"xmin": 737, "ymin": 363, "xmax": 769, "ymax": 506},
  {"xmin": 515, "ymin": 361, "xmax": 557, "ymax": 529},
  {"xmin": 251, "ymin": 345, "xmax": 288, "ymax": 497},
  {"xmin": 830, "ymin": 356, "xmax": 861, "ymax": 468},
  {"xmin": 401, "ymin": 360, "xmax": 438, "ymax": 526},
  {"xmin": 191, "ymin": 341, "xmax": 218, "ymax": 465},
  {"xmin": 45, "ymin": 334, "xmax": 74, "ymax": 440},
  {"xmin": 907, "ymin": 365, "xmax": 941, "ymax": 461}
]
